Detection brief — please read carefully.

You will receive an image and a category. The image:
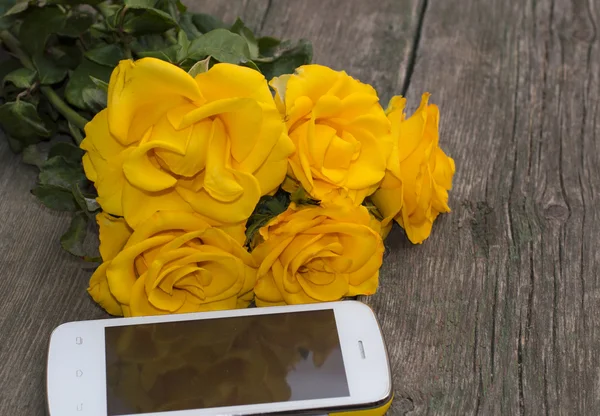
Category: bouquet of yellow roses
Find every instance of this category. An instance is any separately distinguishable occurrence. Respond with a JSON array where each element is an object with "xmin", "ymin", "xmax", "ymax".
[{"xmin": 0, "ymin": 0, "xmax": 454, "ymax": 317}]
